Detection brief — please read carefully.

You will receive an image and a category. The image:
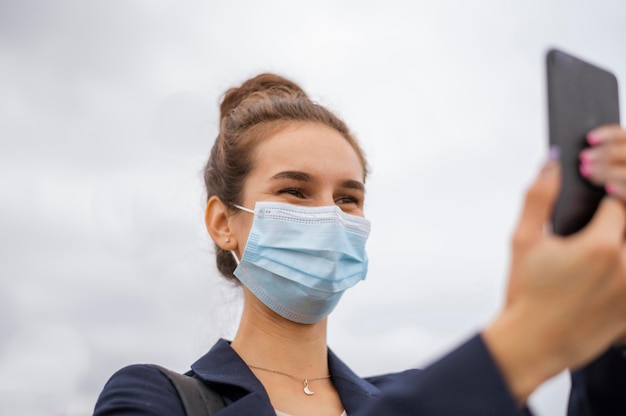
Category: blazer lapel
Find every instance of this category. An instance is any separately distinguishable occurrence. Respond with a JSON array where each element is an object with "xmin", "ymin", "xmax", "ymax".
[
  {"xmin": 190, "ymin": 339, "xmax": 276, "ymax": 415},
  {"xmin": 190, "ymin": 339, "xmax": 382, "ymax": 415},
  {"xmin": 327, "ymin": 348, "xmax": 382, "ymax": 414}
]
